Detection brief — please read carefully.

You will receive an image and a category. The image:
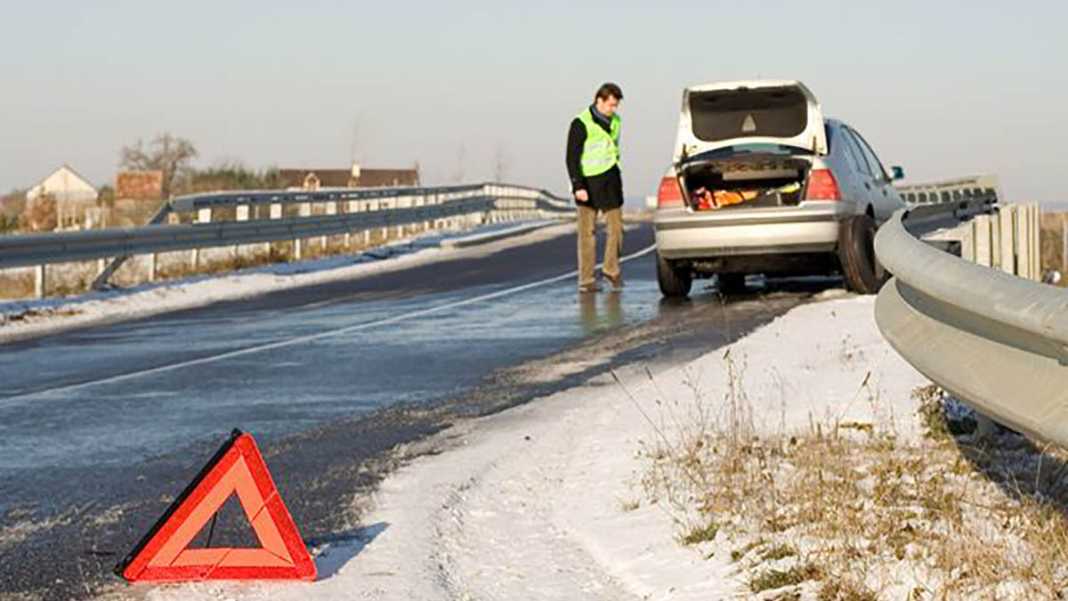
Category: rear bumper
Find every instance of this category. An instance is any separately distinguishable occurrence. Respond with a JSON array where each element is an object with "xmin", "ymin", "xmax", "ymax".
[{"xmin": 654, "ymin": 202, "xmax": 850, "ymax": 260}]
